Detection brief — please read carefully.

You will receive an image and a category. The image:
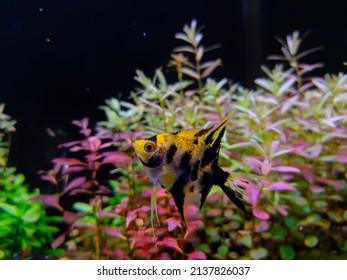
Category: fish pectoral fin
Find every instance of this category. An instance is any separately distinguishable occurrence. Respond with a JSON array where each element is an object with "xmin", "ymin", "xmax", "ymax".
[{"xmin": 150, "ymin": 184, "xmax": 161, "ymax": 235}]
